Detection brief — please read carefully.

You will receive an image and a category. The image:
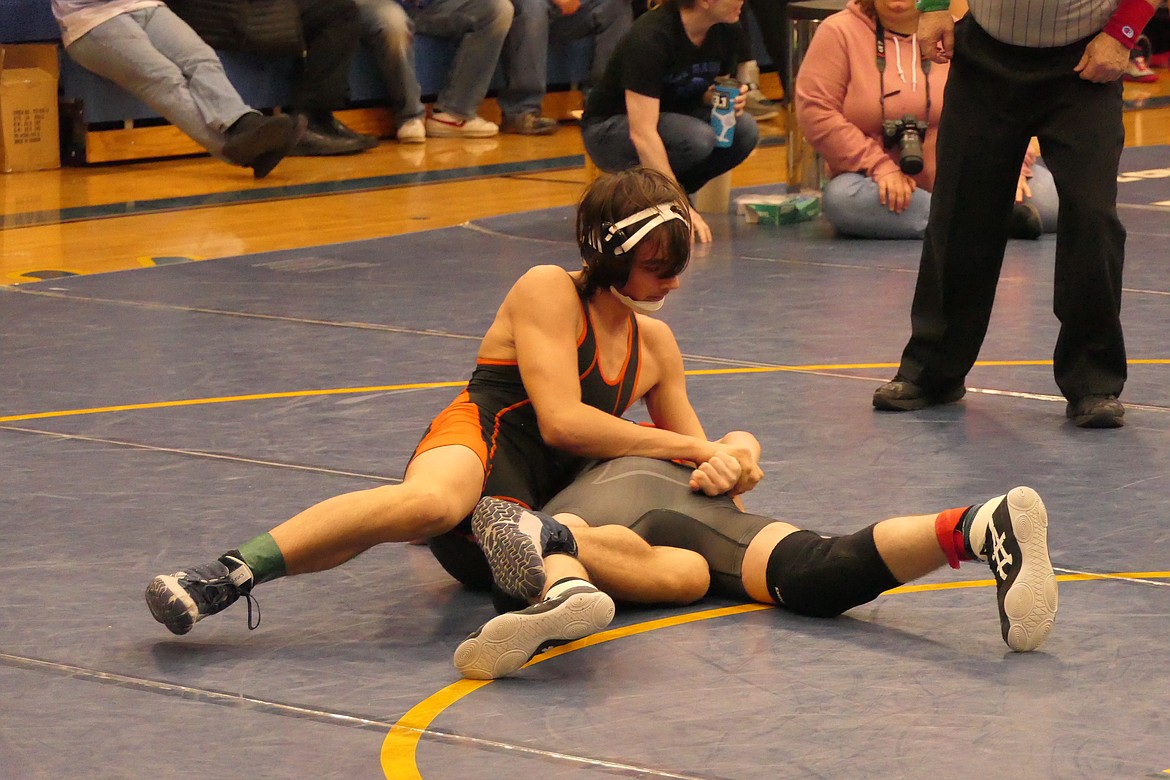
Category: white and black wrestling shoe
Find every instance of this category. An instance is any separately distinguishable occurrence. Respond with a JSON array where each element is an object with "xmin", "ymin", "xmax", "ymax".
[
  {"xmin": 969, "ymin": 487, "xmax": 1058, "ymax": 652},
  {"xmin": 454, "ymin": 580, "xmax": 615, "ymax": 680}
]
